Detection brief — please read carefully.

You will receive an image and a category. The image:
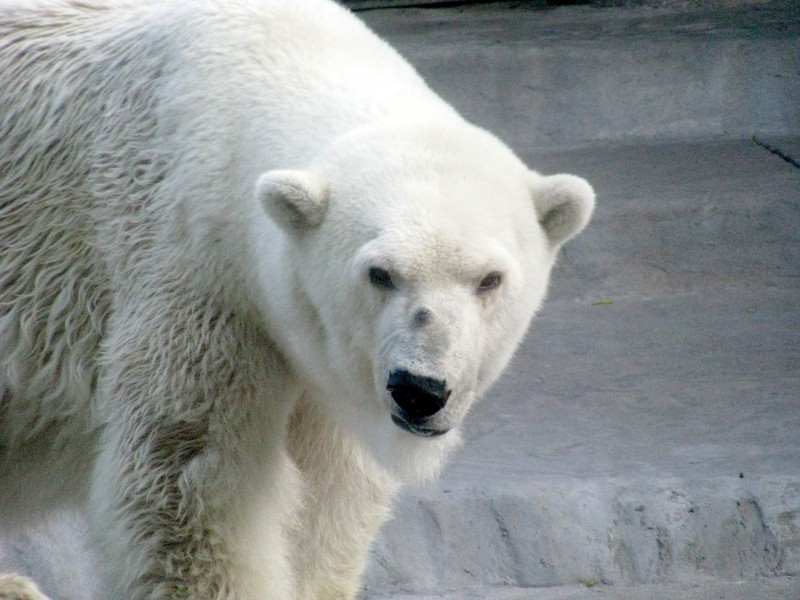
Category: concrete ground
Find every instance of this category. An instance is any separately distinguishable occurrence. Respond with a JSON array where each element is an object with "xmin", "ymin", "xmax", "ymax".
[
  {"xmin": 358, "ymin": 2, "xmax": 800, "ymax": 599},
  {"xmin": 375, "ymin": 578, "xmax": 800, "ymax": 600},
  {"xmin": 374, "ymin": 580, "xmax": 800, "ymax": 600},
  {"xmin": 363, "ymin": 138, "xmax": 800, "ymax": 599},
  {"xmin": 2, "ymin": 2, "xmax": 799, "ymax": 600}
]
